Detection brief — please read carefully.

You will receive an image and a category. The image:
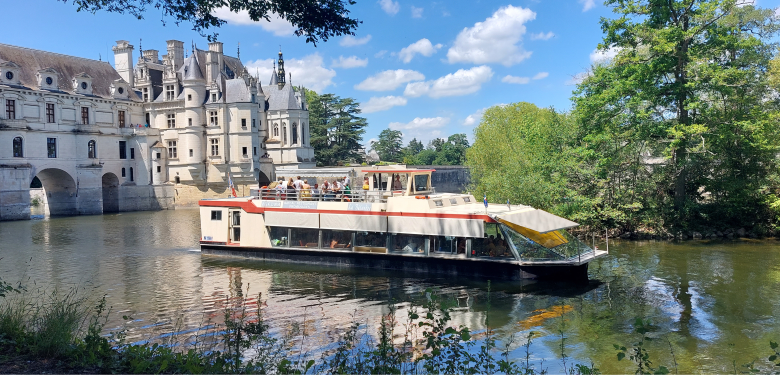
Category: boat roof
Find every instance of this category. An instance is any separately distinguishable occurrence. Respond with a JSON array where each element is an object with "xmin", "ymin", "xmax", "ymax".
[{"xmin": 361, "ymin": 169, "xmax": 436, "ymax": 173}]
